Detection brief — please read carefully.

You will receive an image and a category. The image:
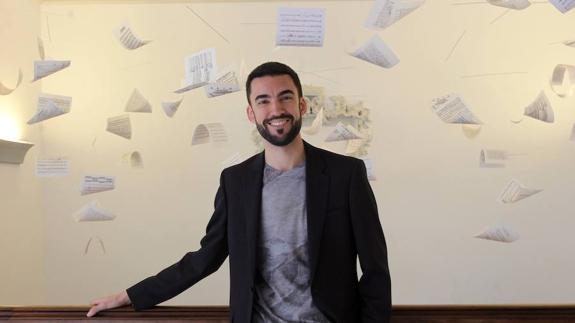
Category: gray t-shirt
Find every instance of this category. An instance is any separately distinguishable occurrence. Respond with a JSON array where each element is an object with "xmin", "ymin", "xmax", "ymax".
[{"xmin": 252, "ymin": 163, "xmax": 330, "ymax": 323}]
